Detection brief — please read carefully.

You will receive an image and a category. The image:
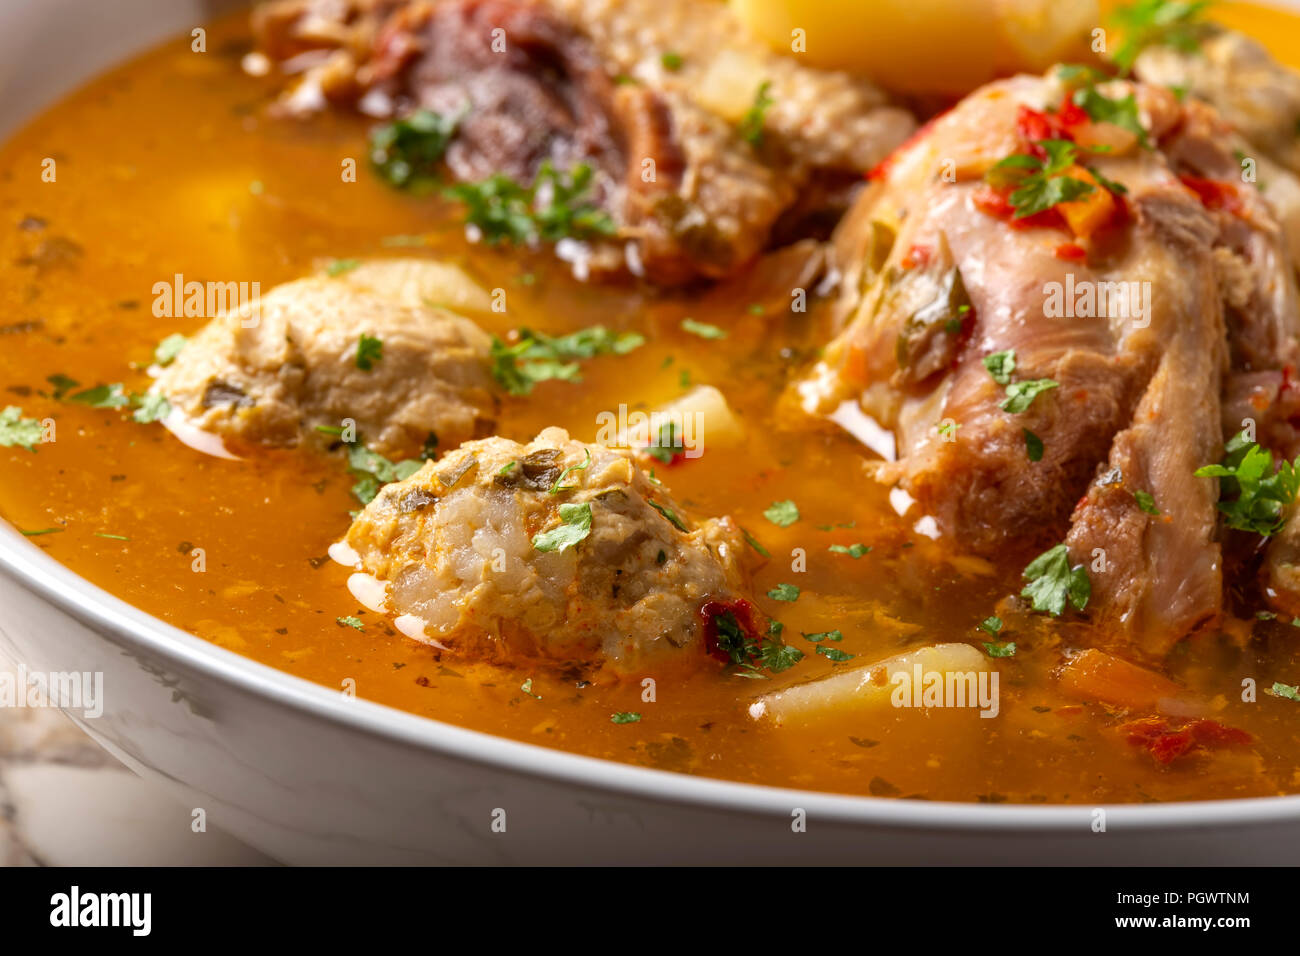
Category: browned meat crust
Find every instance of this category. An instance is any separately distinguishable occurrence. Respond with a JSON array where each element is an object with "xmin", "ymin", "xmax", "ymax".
[{"xmin": 251, "ymin": 0, "xmax": 914, "ymax": 284}]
